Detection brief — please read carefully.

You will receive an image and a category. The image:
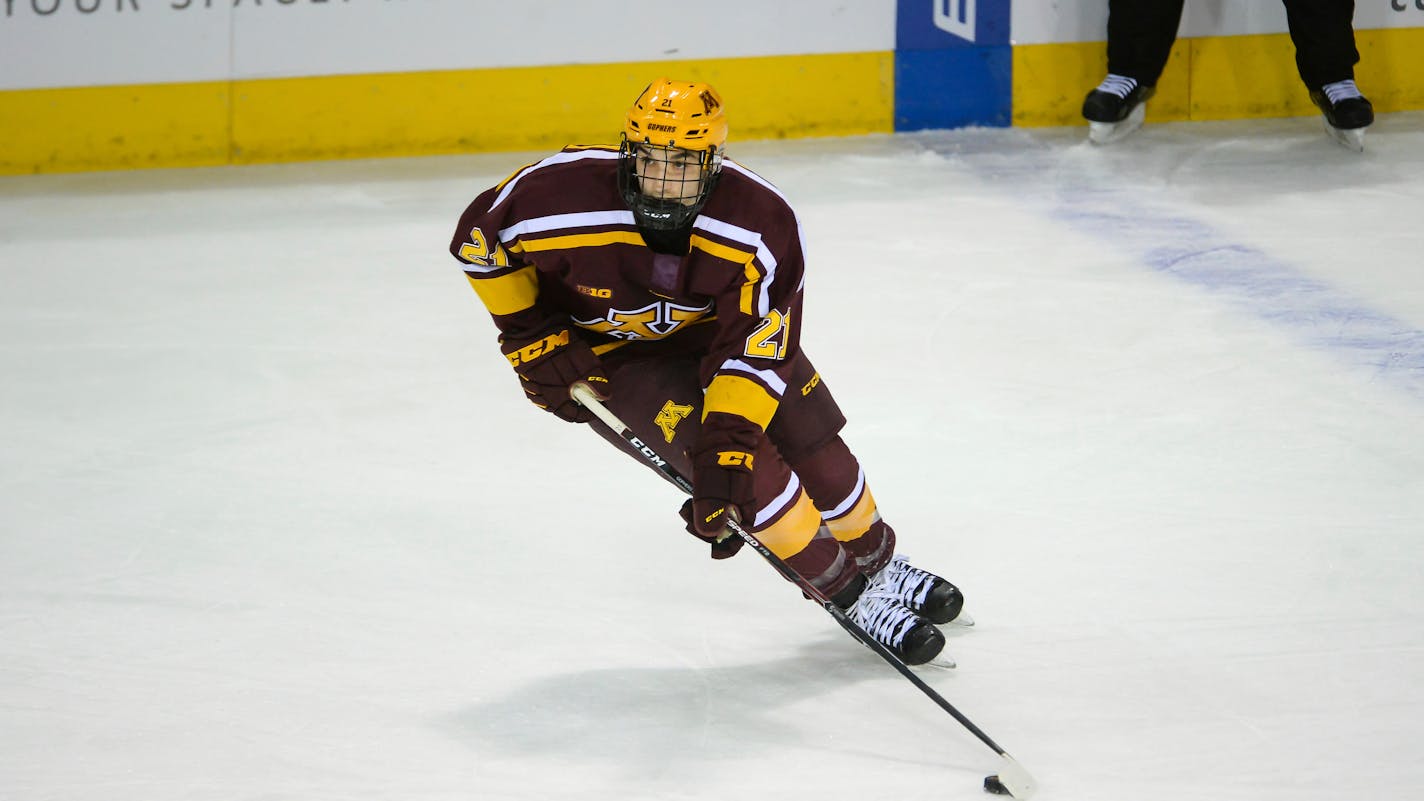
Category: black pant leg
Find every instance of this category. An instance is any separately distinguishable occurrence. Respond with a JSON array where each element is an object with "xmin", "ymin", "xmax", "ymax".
[
  {"xmin": 1106, "ymin": 0, "xmax": 1187, "ymax": 86},
  {"xmin": 1282, "ymin": 0, "xmax": 1360, "ymax": 90}
]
